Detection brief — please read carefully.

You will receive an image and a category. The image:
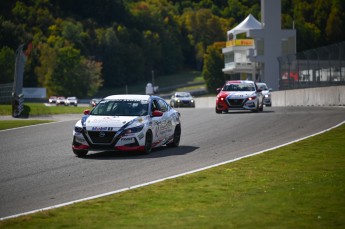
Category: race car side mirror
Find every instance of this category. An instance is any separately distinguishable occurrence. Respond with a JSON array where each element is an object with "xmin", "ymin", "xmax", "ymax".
[
  {"xmin": 216, "ymin": 88, "xmax": 221, "ymax": 94},
  {"xmin": 84, "ymin": 109, "xmax": 90, "ymax": 115},
  {"xmin": 152, "ymin": 110, "xmax": 163, "ymax": 117},
  {"xmin": 257, "ymin": 89, "xmax": 262, "ymax": 93}
]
